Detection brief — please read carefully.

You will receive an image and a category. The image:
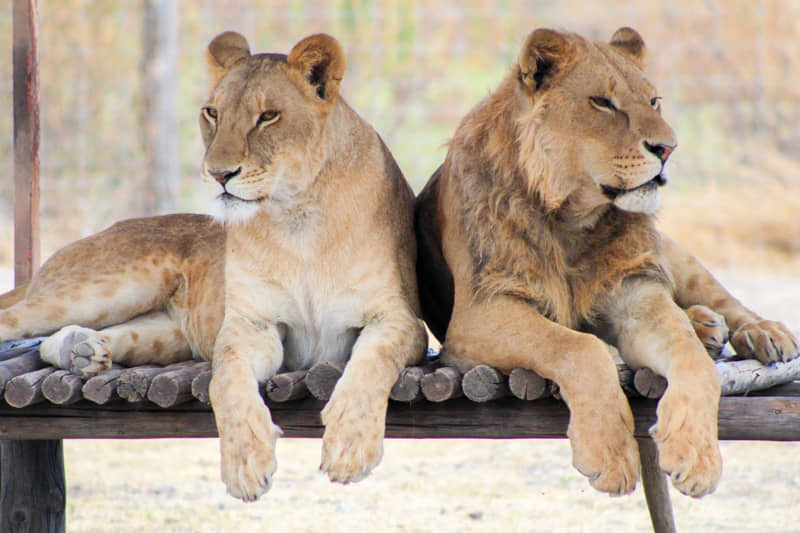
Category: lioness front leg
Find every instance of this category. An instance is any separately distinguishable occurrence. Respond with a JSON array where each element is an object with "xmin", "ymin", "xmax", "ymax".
[
  {"xmin": 210, "ymin": 314, "xmax": 283, "ymax": 502},
  {"xmin": 664, "ymin": 236, "xmax": 799, "ymax": 363},
  {"xmin": 321, "ymin": 307, "xmax": 426, "ymax": 483},
  {"xmin": 443, "ymin": 295, "xmax": 640, "ymax": 495},
  {"xmin": 608, "ymin": 279, "xmax": 722, "ymax": 497}
]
